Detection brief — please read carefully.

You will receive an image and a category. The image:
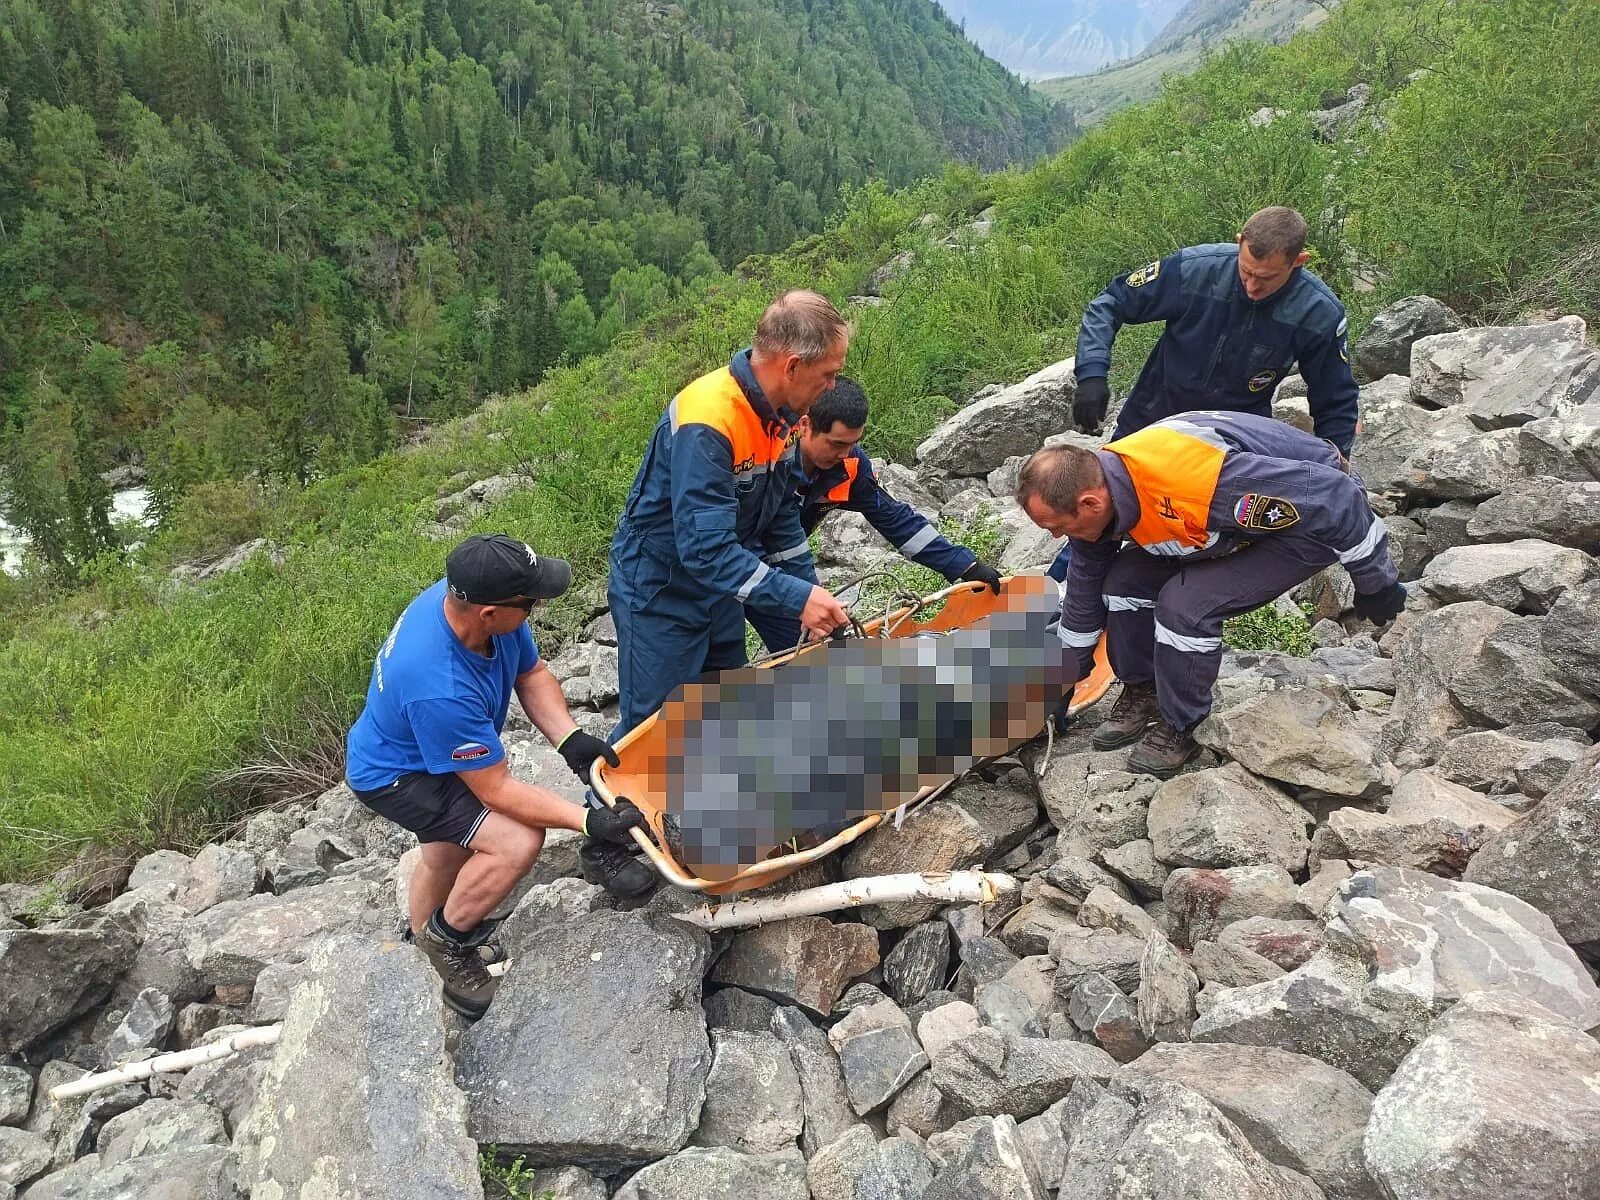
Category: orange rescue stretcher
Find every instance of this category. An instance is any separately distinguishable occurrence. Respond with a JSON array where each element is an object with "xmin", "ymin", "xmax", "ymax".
[{"xmin": 591, "ymin": 576, "xmax": 1114, "ymax": 895}]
